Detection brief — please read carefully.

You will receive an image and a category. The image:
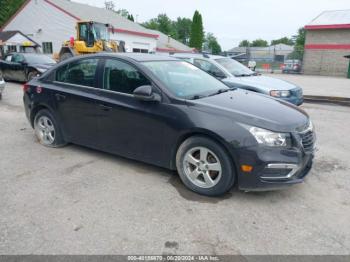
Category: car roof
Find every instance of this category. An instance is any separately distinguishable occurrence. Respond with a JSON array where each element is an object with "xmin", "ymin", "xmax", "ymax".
[
  {"xmin": 95, "ymin": 52, "xmax": 179, "ymax": 62},
  {"xmin": 170, "ymin": 53, "xmax": 227, "ymax": 60}
]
